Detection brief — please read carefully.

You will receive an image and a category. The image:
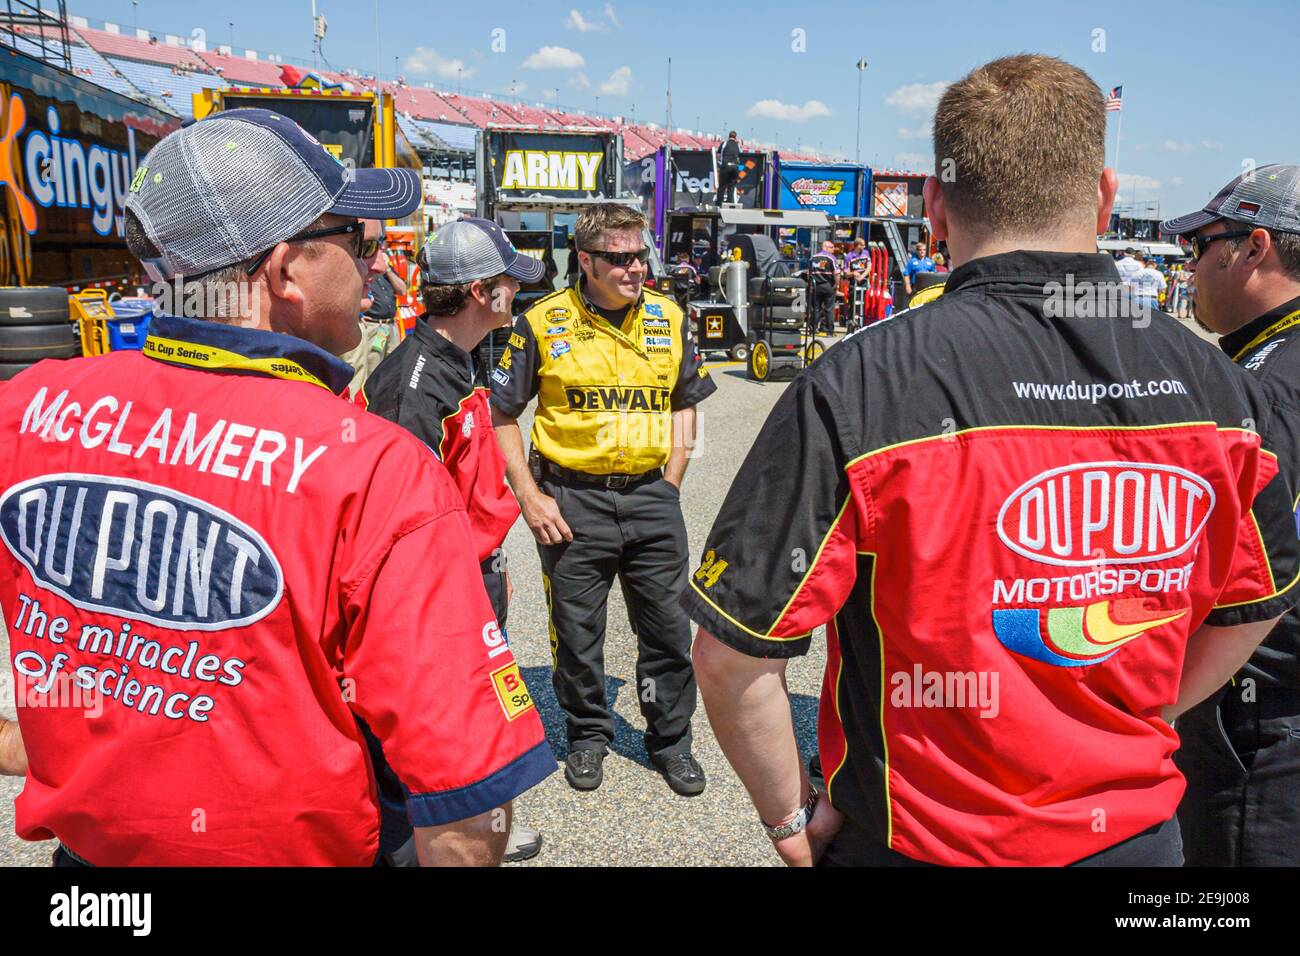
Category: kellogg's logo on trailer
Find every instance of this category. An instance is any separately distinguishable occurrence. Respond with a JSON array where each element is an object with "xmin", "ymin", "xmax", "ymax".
[
  {"xmin": 0, "ymin": 475, "xmax": 283, "ymax": 630},
  {"xmin": 996, "ymin": 461, "xmax": 1215, "ymax": 568}
]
